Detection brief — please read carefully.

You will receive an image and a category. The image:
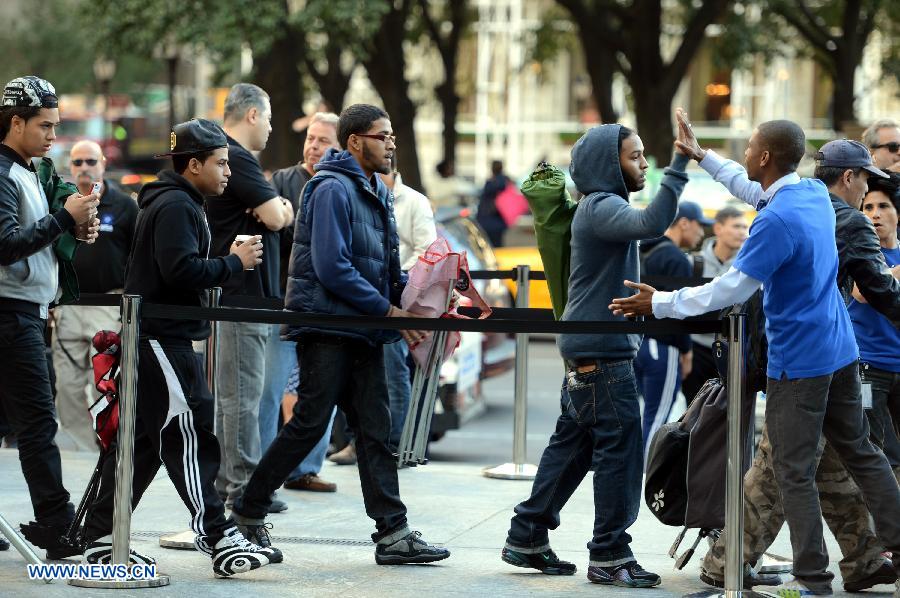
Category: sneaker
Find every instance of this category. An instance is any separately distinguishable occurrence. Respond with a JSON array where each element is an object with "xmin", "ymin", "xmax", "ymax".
[
  {"xmin": 375, "ymin": 530, "xmax": 450, "ymax": 565},
  {"xmin": 83, "ymin": 536, "xmax": 157, "ymax": 565},
  {"xmin": 284, "ymin": 474, "xmax": 338, "ymax": 492},
  {"xmin": 893, "ymin": 578, "xmax": 898, "ymax": 598},
  {"xmin": 587, "ymin": 561, "xmax": 661, "ymax": 588},
  {"xmin": 844, "ymin": 561, "xmax": 897, "ymax": 592},
  {"xmin": 0, "ymin": 535, "xmax": 9, "ymax": 551},
  {"xmin": 501, "ymin": 546, "xmax": 576, "ymax": 575},
  {"xmin": 19, "ymin": 520, "xmax": 81, "ymax": 560},
  {"xmin": 268, "ymin": 494, "xmax": 288, "ymax": 514},
  {"xmin": 700, "ymin": 564, "xmax": 782, "ymax": 589},
  {"xmin": 212, "ymin": 527, "xmax": 274, "ymax": 578},
  {"xmin": 328, "ymin": 442, "xmax": 357, "ymax": 465},
  {"xmin": 235, "ymin": 523, "xmax": 283, "ymax": 563},
  {"xmin": 773, "ymin": 578, "xmax": 833, "ymax": 597}
]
